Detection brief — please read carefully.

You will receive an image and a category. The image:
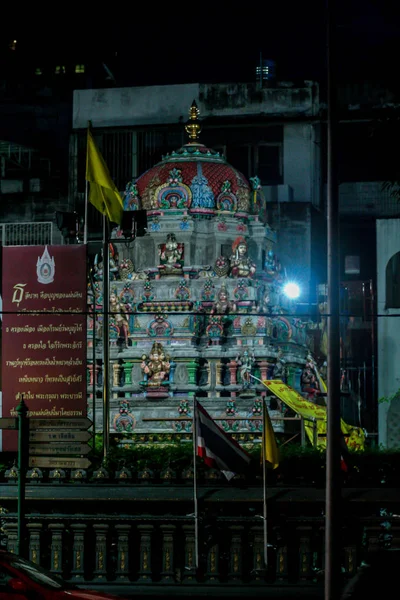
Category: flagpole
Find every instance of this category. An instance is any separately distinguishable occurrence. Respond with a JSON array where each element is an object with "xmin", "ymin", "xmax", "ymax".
[
  {"xmin": 102, "ymin": 215, "xmax": 110, "ymax": 460},
  {"xmin": 84, "ymin": 179, "xmax": 89, "ymax": 245},
  {"xmin": 192, "ymin": 397, "xmax": 199, "ymax": 570},
  {"xmin": 262, "ymin": 399, "xmax": 268, "ymax": 569},
  {"xmin": 84, "ymin": 121, "xmax": 92, "ymax": 246}
]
